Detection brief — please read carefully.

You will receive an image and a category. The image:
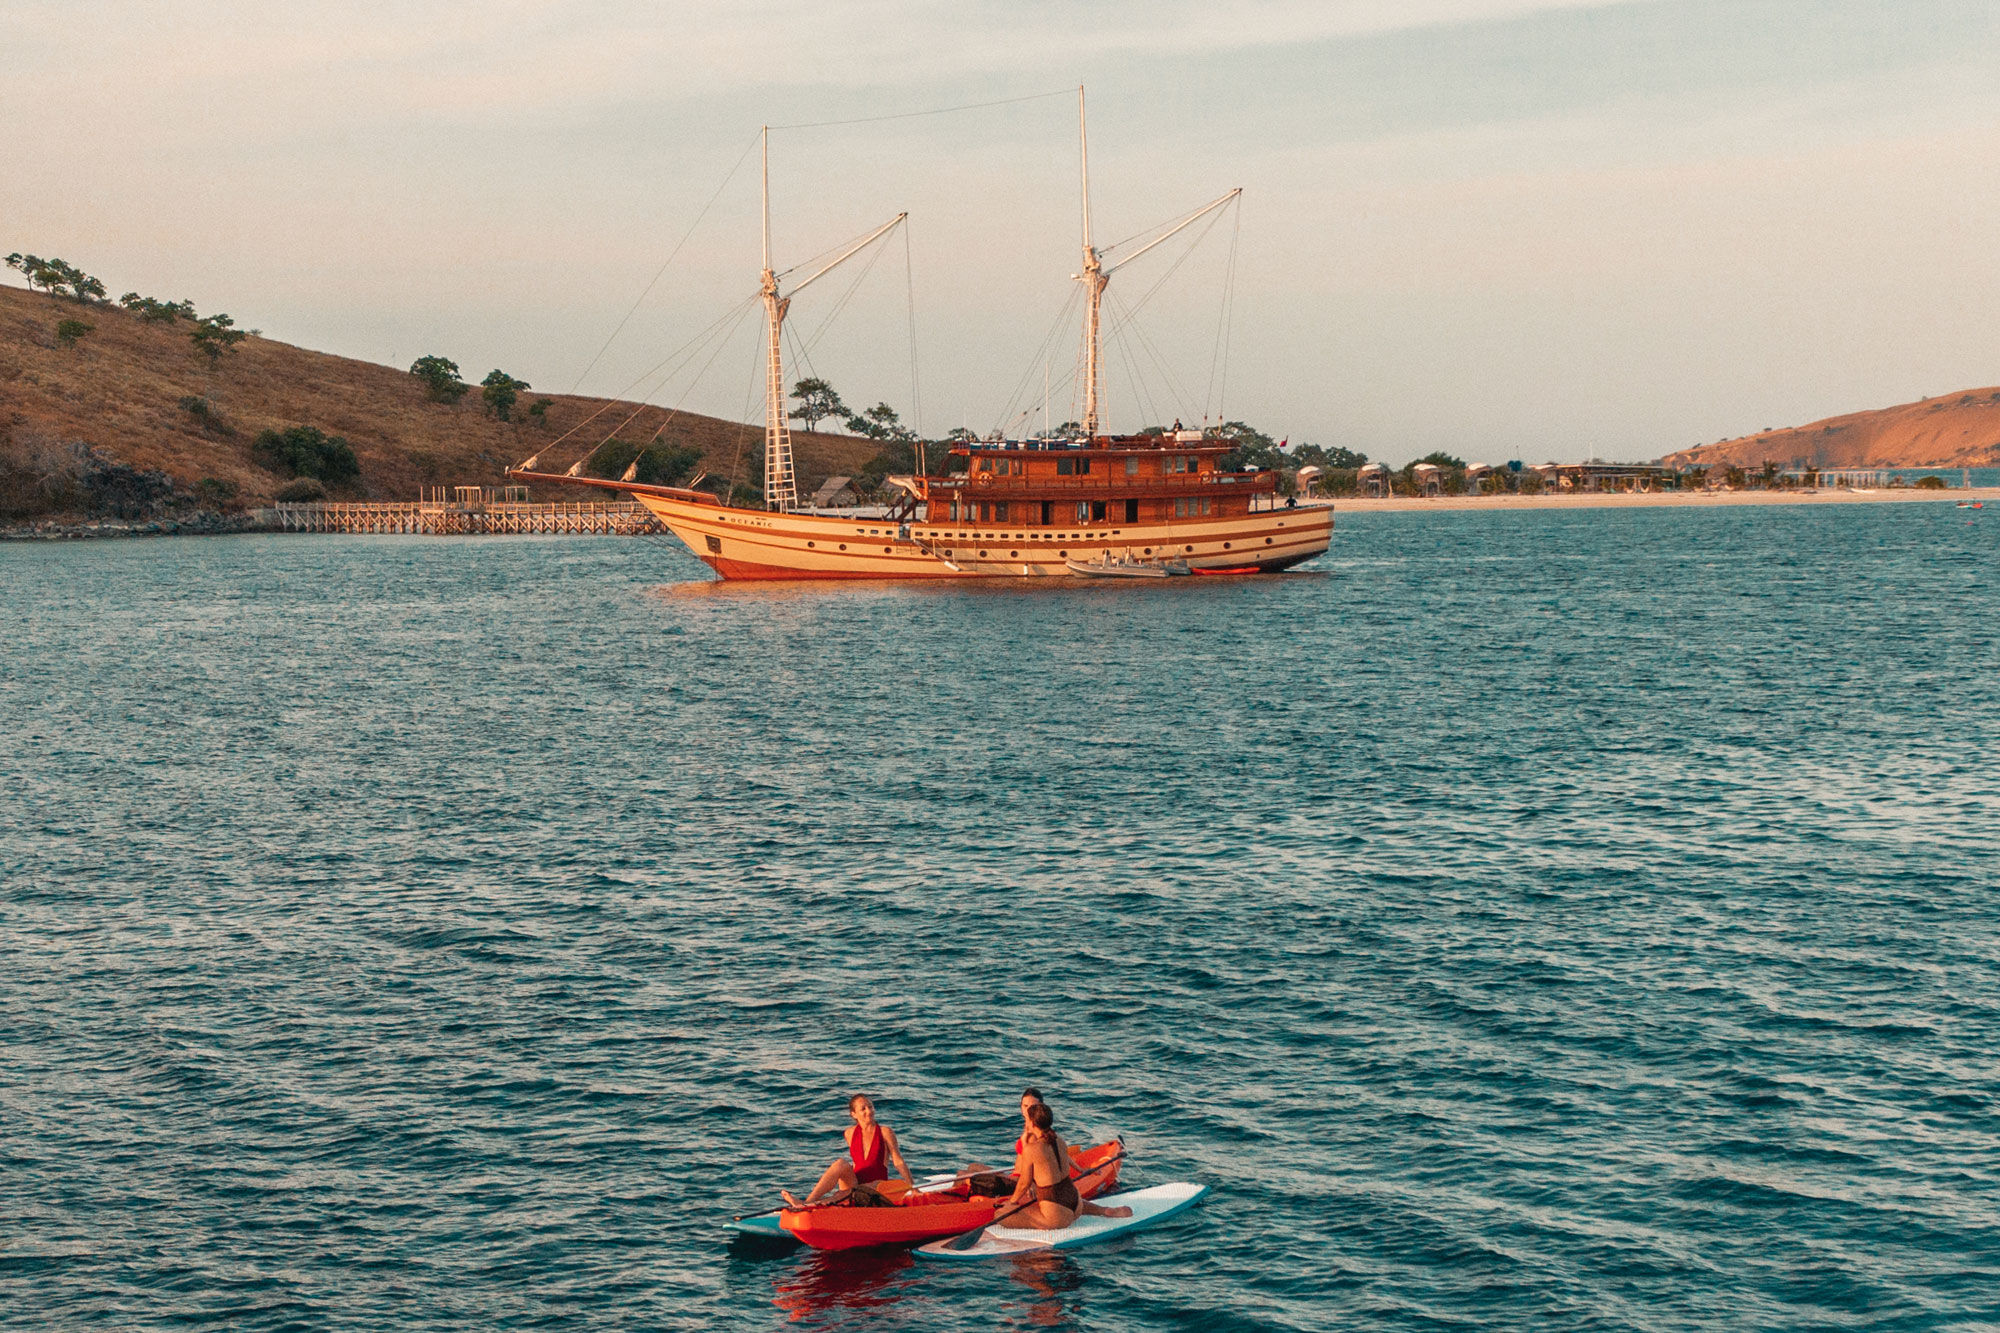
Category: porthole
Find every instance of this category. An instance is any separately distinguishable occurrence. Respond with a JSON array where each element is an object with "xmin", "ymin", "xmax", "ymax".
[
  {"xmin": 807, "ymin": 541, "xmax": 816, "ymax": 548},
  {"xmin": 1224, "ymin": 542, "xmax": 1232, "ymax": 549},
  {"xmin": 883, "ymin": 546, "xmax": 892, "ymax": 553},
  {"xmin": 1265, "ymin": 537, "xmax": 1273, "ymax": 545},
  {"xmin": 979, "ymin": 550, "xmax": 988, "ymax": 557},
  {"xmin": 1143, "ymin": 548, "xmax": 1152, "ymax": 555},
  {"xmin": 1059, "ymin": 550, "xmax": 1067, "ymax": 556},
  {"xmin": 1185, "ymin": 545, "xmax": 1194, "ymax": 553},
  {"xmin": 1010, "ymin": 550, "xmax": 1018, "ymax": 557},
  {"xmin": 839, "ymin": 543, "xmax": 847, "ymax": 550}
]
